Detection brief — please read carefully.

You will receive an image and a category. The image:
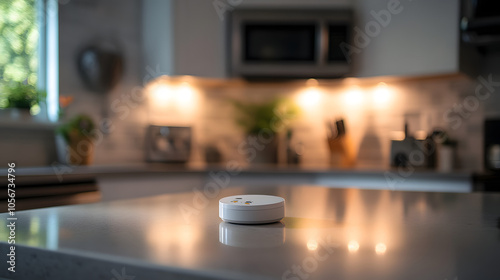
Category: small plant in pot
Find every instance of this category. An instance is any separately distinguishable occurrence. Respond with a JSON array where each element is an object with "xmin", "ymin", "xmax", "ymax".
[
  {"xmin": 1, "ymin": 82, "xmax": 46, "ymax": 119},
  {"xmin": 232, "ymin": 98, "xmax": 299, "ymax": 164},
  {"xmin": 57, "ymin": 114, "xmax": 97, "ymax": 165},
  {"xmin": 437, "ymin": 133, "xmax": 457, "ymax": 173}
]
